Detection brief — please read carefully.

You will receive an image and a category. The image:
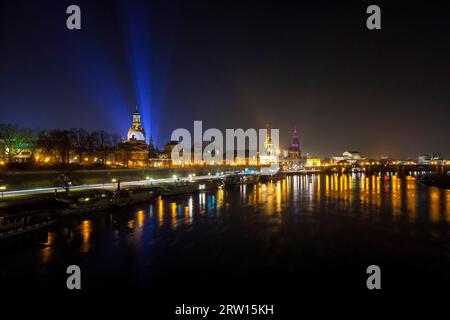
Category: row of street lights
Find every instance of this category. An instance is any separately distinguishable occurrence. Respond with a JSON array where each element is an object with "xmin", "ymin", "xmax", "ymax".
[{"xmin": 109, "ymin": 174, "xmax": 198, "ymax": 188}]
